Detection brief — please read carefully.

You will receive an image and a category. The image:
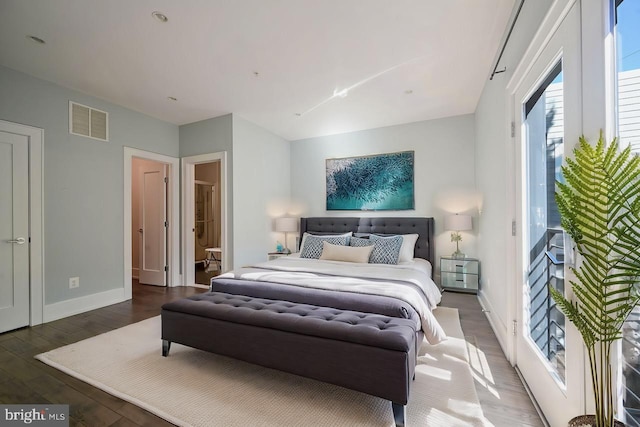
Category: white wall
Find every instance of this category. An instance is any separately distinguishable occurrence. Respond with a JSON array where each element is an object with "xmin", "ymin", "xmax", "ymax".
[
  {"xmin": 474, "ymin": 0, "xmax": 554, "ymax": 340},
  {"xmin": 290, "ymin": 114, "xmax": 477, "ymax": 279},
  {"xmin": 232, "ymin": 115, "xmax": 291, "ymax": 268},
  {"xmin": 0, "ymin": 65, "xmax": 179, "ymax": 306}
]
